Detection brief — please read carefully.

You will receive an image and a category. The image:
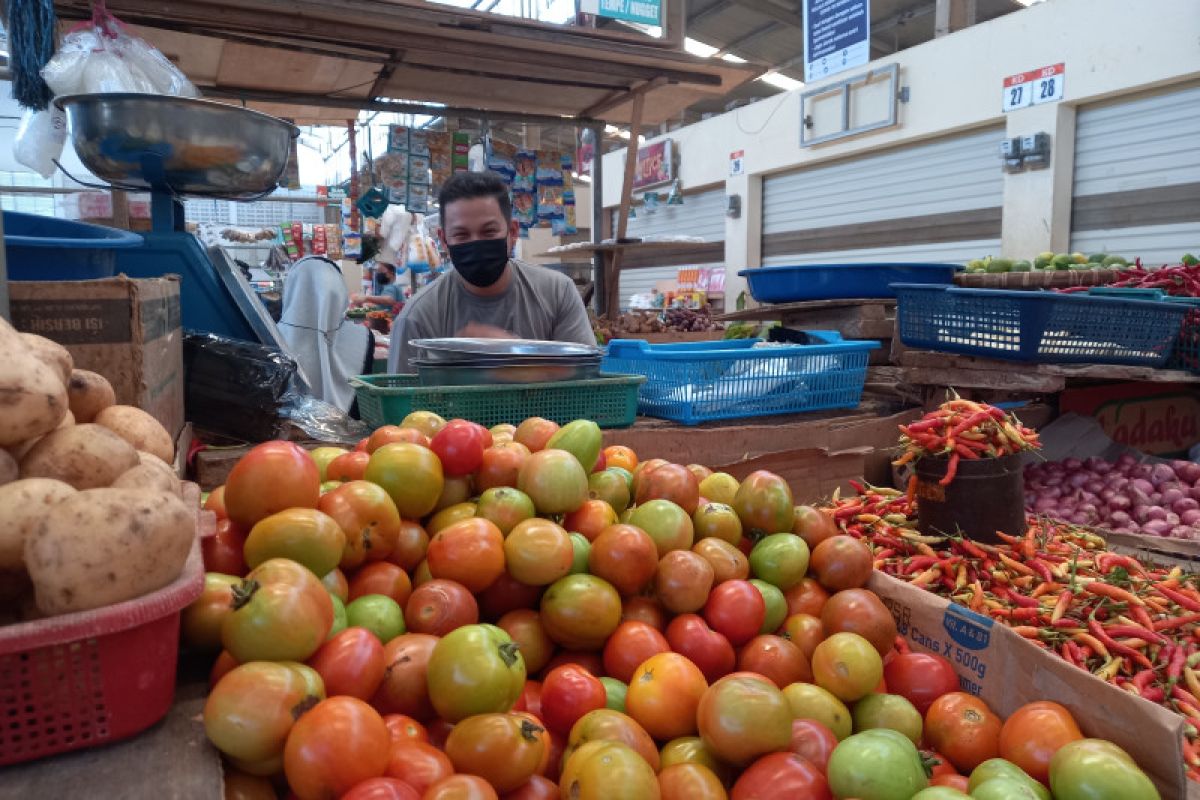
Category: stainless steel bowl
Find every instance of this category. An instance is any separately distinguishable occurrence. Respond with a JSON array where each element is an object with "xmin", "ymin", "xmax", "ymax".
[{"xmin": 56, "ymin": 93, "xmax": 299, "ymax": 199}]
